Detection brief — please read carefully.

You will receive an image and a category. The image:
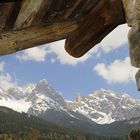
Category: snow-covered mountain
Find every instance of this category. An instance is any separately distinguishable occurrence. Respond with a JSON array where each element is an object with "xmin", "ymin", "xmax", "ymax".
[
  {"xmin": 67, "ymin": 88, "xmax": 140, "ymax": 124},
  {"xmin": 0, "ymin": 79, "xmax": 93, "ymax": 130},
  {"xmin": 0, "ymin": 80, "xmax": 140, "ymax": 126},
  {"xmin": 0, "ymin": 80, "xmax": 67, "ymax": 114},
  {"xmin": 27, "ymin": 79, "xmax": 67, "ymax": 116},
  {"xmin": 0, "ymin": 84, "xmax": 35, "ymax": 112}
]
